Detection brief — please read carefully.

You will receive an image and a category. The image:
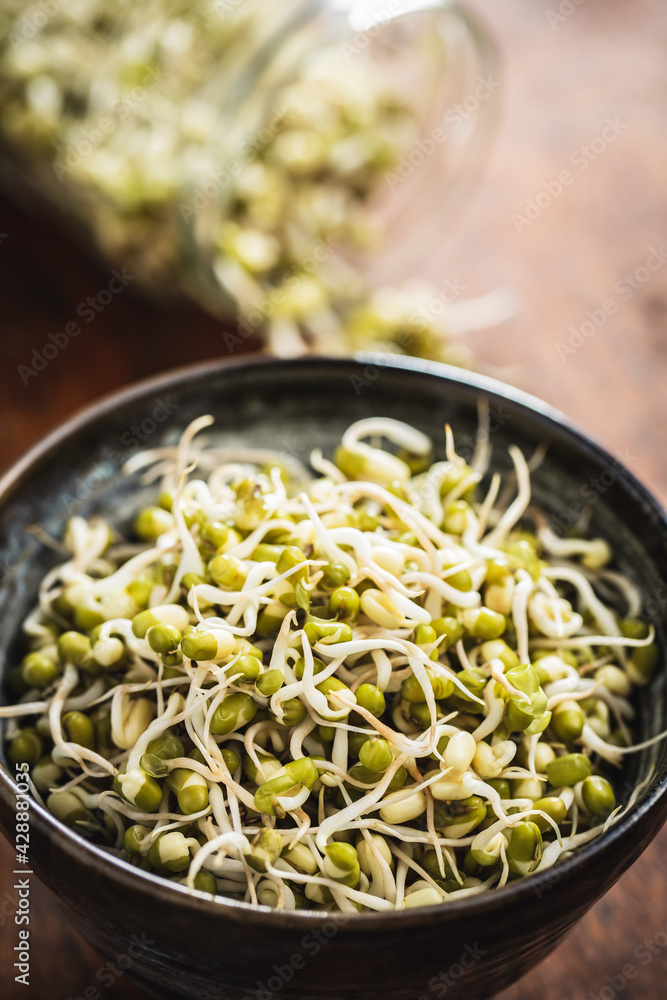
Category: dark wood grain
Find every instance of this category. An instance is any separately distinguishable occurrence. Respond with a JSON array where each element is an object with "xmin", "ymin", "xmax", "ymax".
[{"xmin": 1, "ymin": 0, "xmax": 666, "ymax": 997}]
